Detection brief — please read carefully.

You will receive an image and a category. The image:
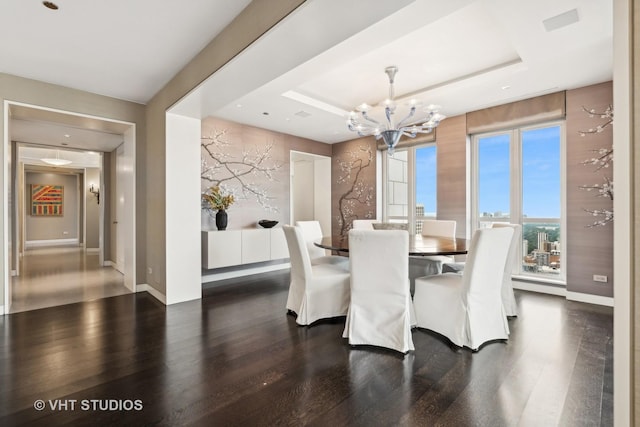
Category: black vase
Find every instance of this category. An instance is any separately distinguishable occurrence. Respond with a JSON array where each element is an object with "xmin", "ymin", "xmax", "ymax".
[{"xmin": 215, "ymin": 209, "xmax": 228, "ymax": 230}]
